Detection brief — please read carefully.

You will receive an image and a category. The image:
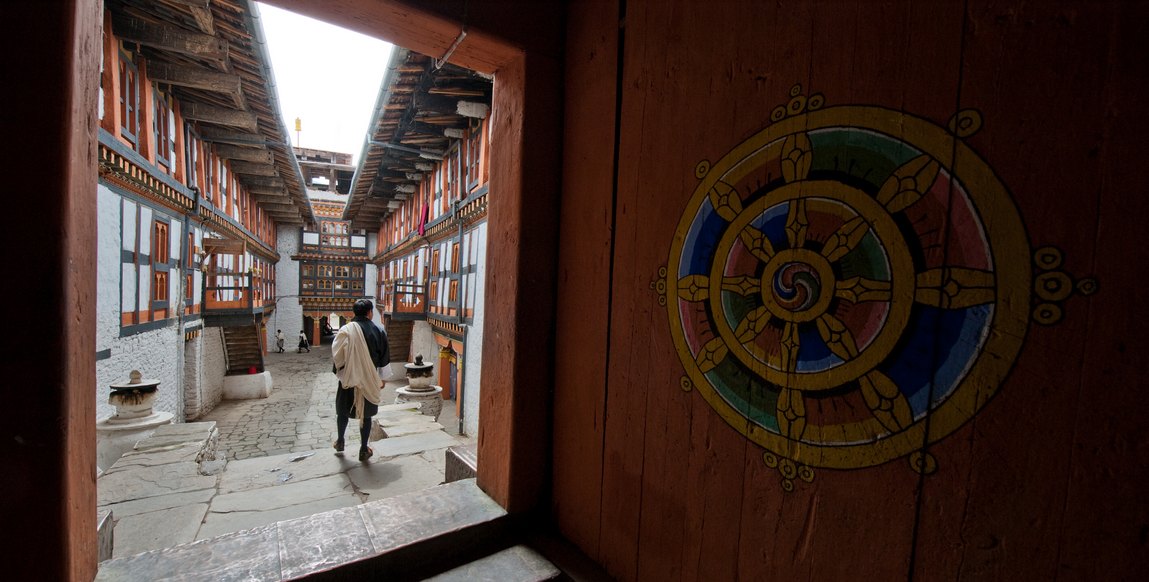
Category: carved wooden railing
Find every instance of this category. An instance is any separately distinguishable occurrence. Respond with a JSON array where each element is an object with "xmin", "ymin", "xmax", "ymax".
[
  {"xmin": 381, "ymin": 282, "xmax": 427, "ymax": 318},
  {"xmin": 203, "ymin": 272, "xmax": 269, "ymax": 314}
]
